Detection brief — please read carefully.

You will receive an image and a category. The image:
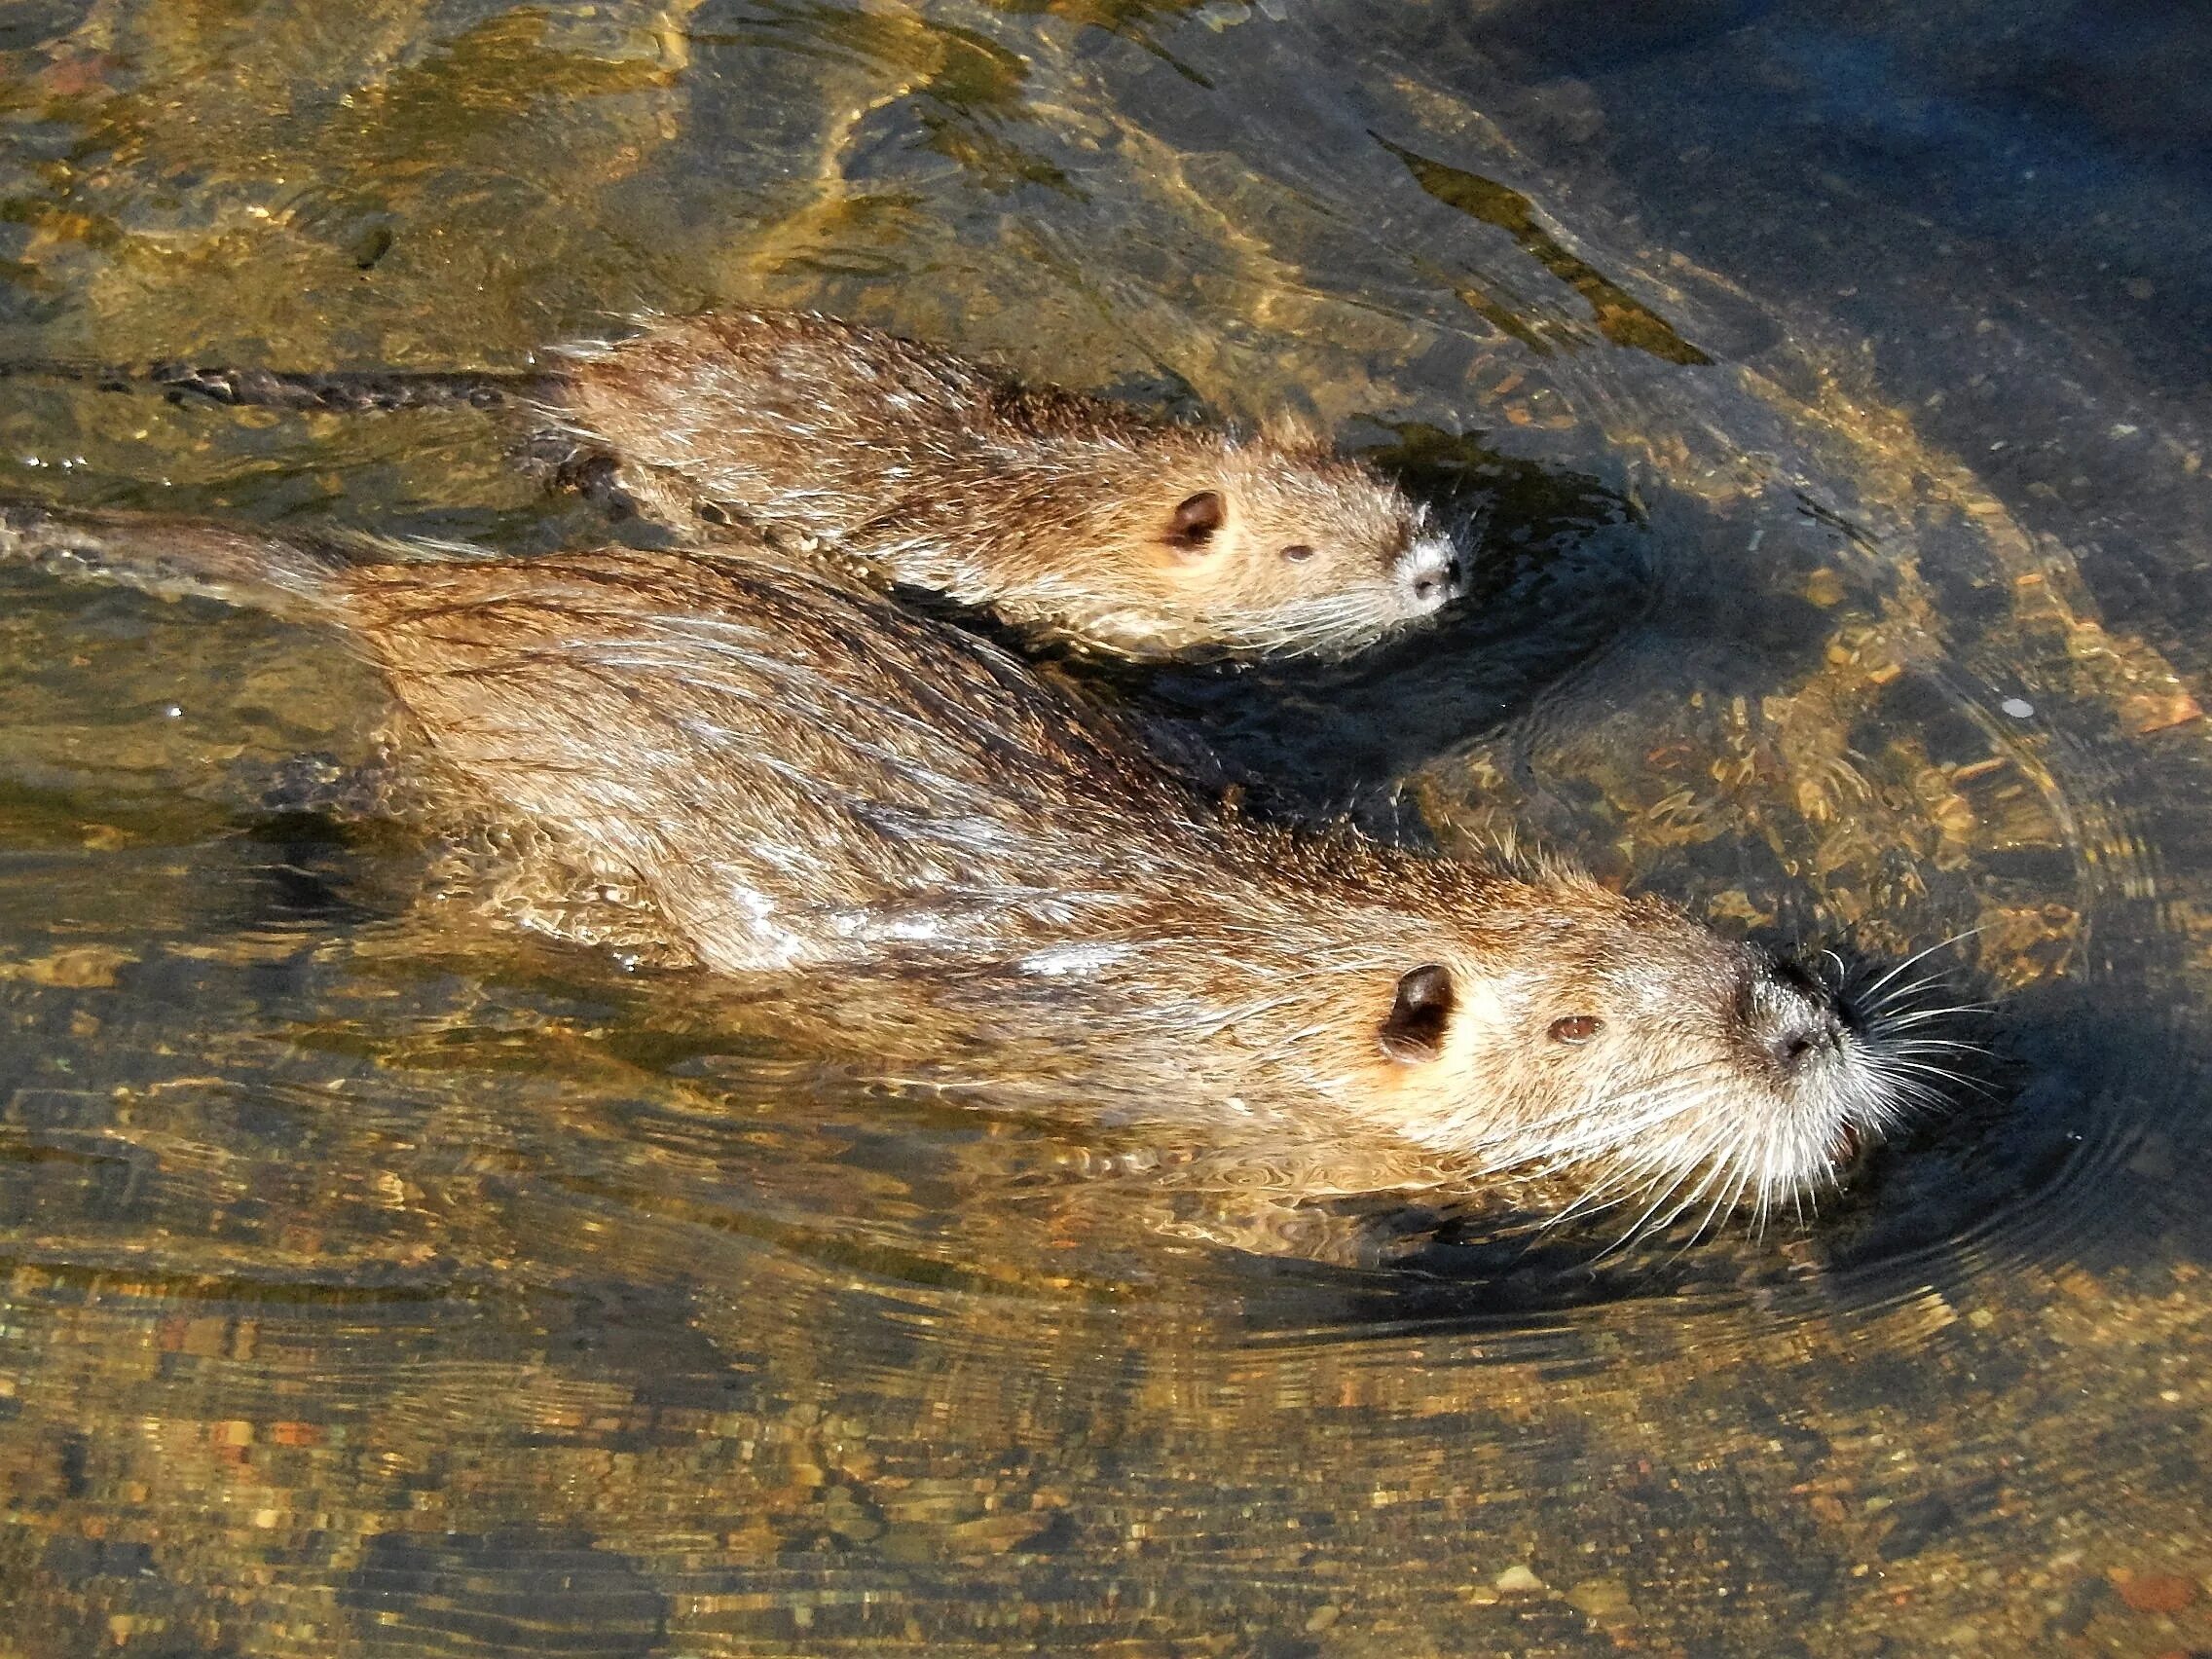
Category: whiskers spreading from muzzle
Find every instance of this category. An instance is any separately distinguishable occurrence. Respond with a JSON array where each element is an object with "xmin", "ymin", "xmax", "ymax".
[
  {"xmin": 1509, "ymin": 1054, "xmax": 1791, "ymax": 1253},
  {"xmin": 1203, "ymin": 579, "xmax": 1456, "ymax": 656},
  {"xmin": 1834, "ymin": 930, "xmax": 1999, "ymax": 1117},
  {"xmin": 1519, "ymin": 938, "xmax": 1986, "ymax": 1255}
]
